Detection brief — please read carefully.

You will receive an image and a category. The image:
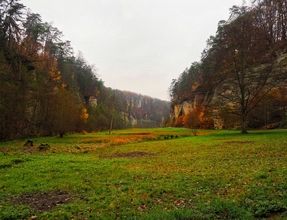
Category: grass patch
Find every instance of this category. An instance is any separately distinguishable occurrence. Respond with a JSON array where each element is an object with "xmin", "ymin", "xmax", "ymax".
[{"xmin": 0, "ymin": 128, "xmax": 286, "ymax": 219}]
